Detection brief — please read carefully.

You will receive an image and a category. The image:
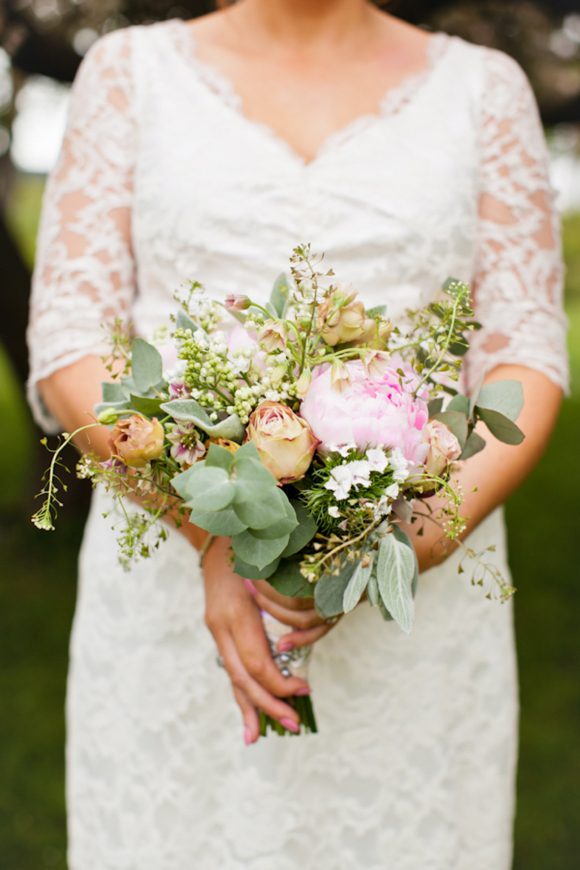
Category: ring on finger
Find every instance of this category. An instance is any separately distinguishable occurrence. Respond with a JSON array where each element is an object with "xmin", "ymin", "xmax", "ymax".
[
  {"xmin": 325, "ymin": 616, "xmax": 339, "ymax": 626},
  {"xmin": 216, "ymin": 654, "xmax": 225, "ymax": 668}
]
